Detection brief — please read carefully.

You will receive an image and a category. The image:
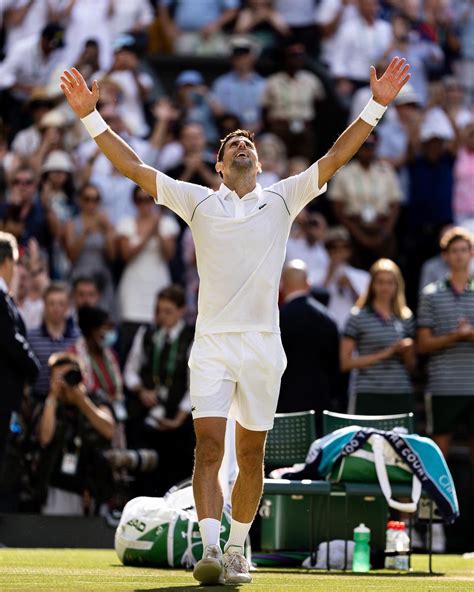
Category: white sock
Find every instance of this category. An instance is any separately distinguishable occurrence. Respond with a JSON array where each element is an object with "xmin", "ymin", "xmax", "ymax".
[
  {"xmin": 224, "ymin": 518, "xmax": 252, "ymax": 554},
  {"xmin": 199, "ymin": 518, "xmax": 221, "ymax": 550}
]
